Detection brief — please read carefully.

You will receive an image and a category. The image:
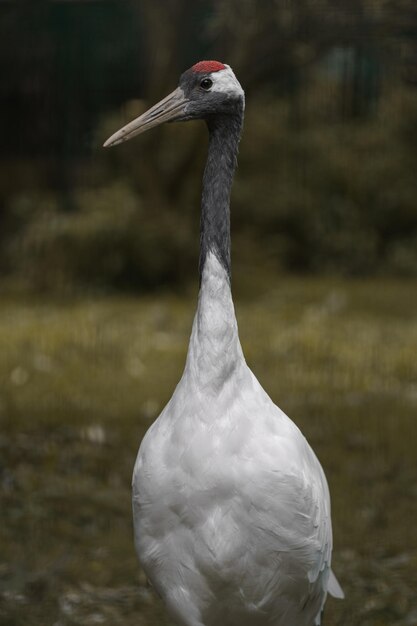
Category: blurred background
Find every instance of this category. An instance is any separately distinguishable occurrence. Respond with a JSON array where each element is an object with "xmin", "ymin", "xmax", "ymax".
[{"xmin": 1, "ymin": 1, "xmax": 416, "ymax": 625}]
